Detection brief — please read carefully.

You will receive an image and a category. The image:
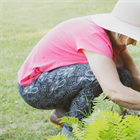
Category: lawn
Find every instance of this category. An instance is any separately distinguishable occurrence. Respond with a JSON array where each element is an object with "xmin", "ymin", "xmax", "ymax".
[{"xmin": 0, "ymin": 0, "xmax": 140, "ymax": 139}]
